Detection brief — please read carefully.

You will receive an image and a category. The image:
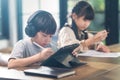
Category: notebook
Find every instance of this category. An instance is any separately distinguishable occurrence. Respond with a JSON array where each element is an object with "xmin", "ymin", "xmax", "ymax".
[
  {"xmin": 24, "ymin": 66, "xmax": 76, "ymax": 78},
  {"xmin": 41, "ymin": 43, "xmax": 86, "ymax": 68}
]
